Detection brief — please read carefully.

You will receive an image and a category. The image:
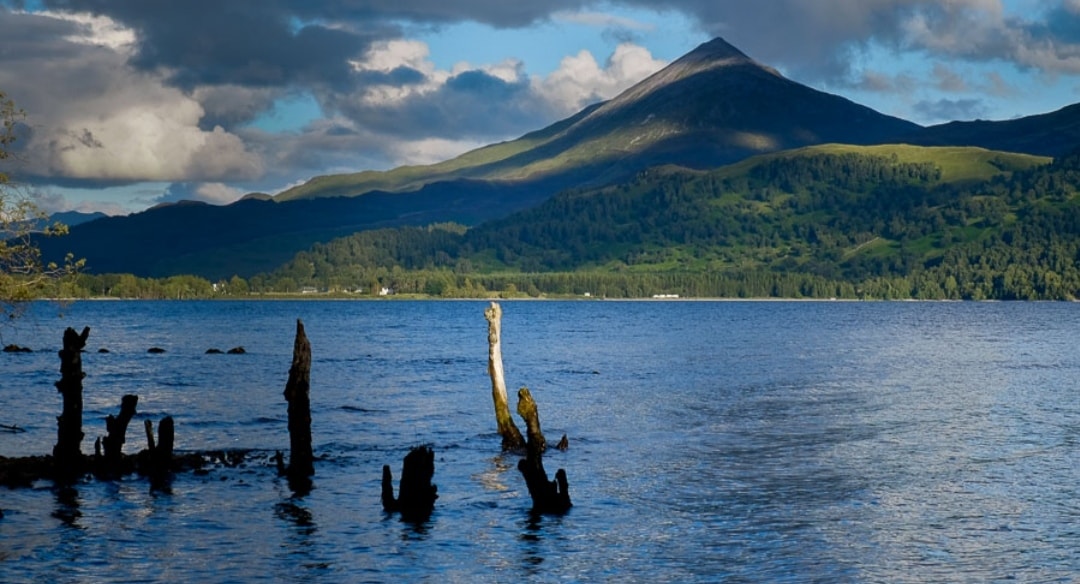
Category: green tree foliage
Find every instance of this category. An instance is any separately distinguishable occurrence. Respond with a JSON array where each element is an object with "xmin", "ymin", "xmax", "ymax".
[
  {"xmin": 0, "ymin": 91, "xmax": 81, "ymax": 317},
  {"xmin": 55, "ymin": 149, "xmax": 1080, "ymax": 301},
  {"xmin": 245, "ymin": 150, "xmax": 1080, "ymax": 300}
]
